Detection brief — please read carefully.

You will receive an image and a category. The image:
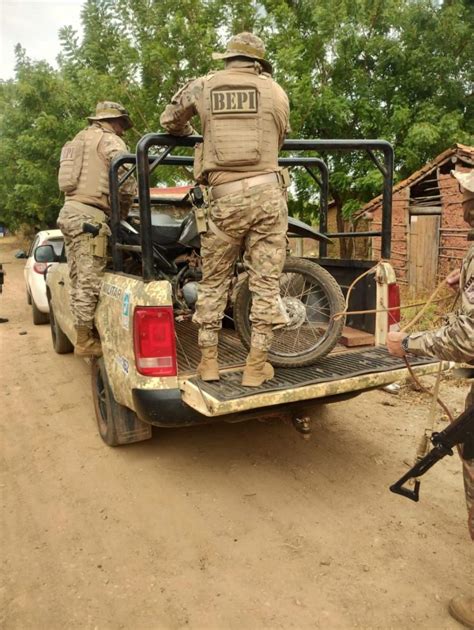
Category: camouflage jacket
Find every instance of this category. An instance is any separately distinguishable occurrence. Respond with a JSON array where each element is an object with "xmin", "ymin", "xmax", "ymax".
[{"xmin": 407, "ymin": 244, "xmax": 474, "ymax": 363}]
